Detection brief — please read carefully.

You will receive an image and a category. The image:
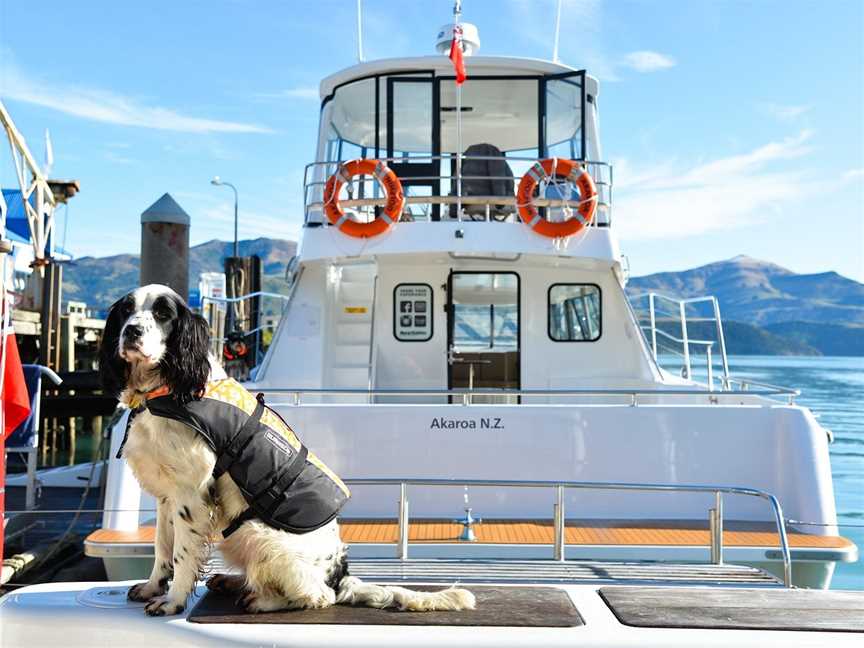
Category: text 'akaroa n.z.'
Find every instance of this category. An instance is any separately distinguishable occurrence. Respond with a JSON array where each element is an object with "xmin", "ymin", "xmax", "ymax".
[{"xmin": 430, "ymin": 417, "xmax": 504, "ymax": 430}]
